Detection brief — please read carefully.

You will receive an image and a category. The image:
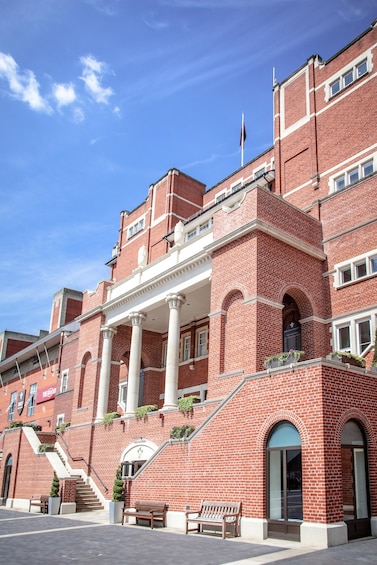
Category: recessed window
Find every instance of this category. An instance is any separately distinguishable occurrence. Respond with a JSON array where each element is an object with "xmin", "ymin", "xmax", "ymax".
[
  {"xmin": 334, "ymin": 158, "xmax": 374, "ymax": 192},
  {"xmin": 128, "ymin": 217, "xmax": 144, "ymax": 239},
  {"xmin": 61, "ymin": 370, "xmax": 69, "ymax": 393},
  {"xmin": 341, "ymin": 266, "xmax": 352, "ymax": 284},
  {"xmin": 338, "ymin": 325, "xmax": 351, "ymax": 350},
  {"xmin": 7, "ymin": 392, "xmax": 17, "ymax": 422},
  {"xmin": 184, "ymin": 219, "xmax": 212, "ymax": 242},
  {"xmin": 254, "ymin": 167, "xmax": 266, "ymax": 180},
  {"xmin": 182, "ymin": 335, "xmax": 191, "ymax": 362},
  {"xmin": 329, "ymin": 58, "xmax": 368, "ymax": 98},
  {"xmin": 27, "ymin": 383, "xmax": 37, "ymax": 417},
  {"xmin": 215, "ymin": 192, "xmax": 227, "ymax": 203},
  {"xmin": 371, "ymin": 257, "xmax": 377, "ymax": 273},
  {"xmin": 355, "ymin": 261, "xmax": 367, "ymax": 279},
  {"xmin": 196, "ymin": 328, "xmax": 208, "ymax": 357},
  {"xmin": 357, "ymin": 320, "xmax": 371, "ymax": 354}
]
